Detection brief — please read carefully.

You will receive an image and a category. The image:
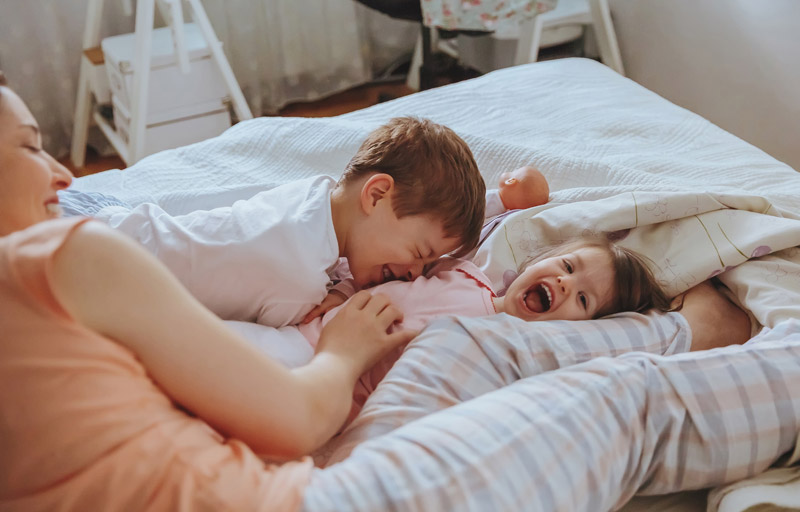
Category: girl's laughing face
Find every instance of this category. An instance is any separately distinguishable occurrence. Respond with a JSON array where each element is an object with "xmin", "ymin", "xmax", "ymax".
[{"xmin": 501, "ymin": 246, "xmax": 615, "ymax": 321}]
